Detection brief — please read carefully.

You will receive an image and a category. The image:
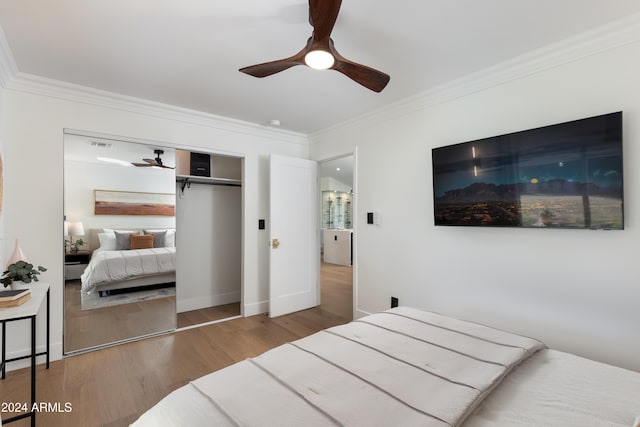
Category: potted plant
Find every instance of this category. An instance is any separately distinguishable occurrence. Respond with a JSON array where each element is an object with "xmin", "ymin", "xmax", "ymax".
[
  {"xmin": 1, "ymin": 260, "xmax": 47, "ymax": 288},
  {"xmin": 65, "ymin": 237, "xmax": 85, "ymax": 253}
]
